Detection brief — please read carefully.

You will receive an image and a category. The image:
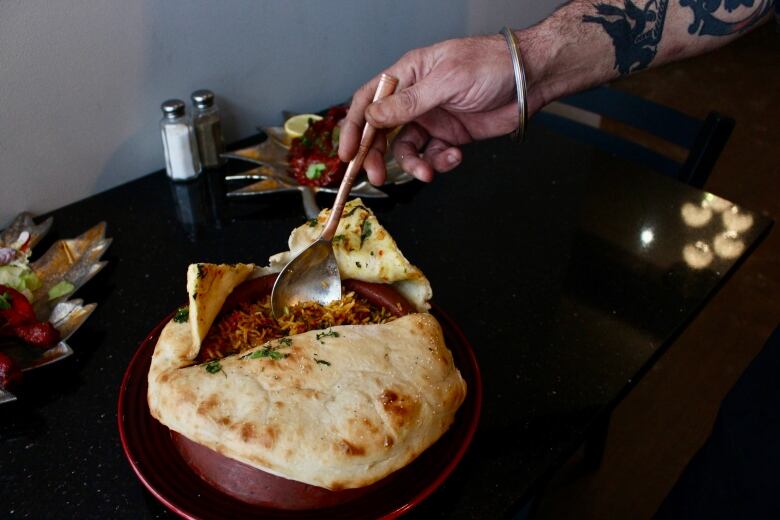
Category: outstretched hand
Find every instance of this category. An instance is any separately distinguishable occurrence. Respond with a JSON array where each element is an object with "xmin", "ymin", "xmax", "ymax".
[
  {"xmin": 337, "ymin": 0, "xmax": 775, "ymax": 185},
  {"xmin": 338, "ymin": 35, "xmax": 537, "ymax": 185}
]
